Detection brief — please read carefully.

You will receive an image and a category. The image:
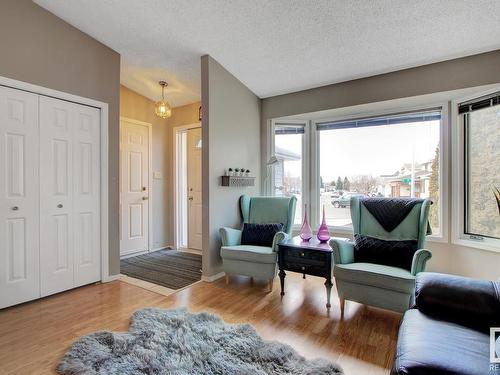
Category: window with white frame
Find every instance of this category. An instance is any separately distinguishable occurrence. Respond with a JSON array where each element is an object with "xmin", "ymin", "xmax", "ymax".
[
  {"xmin": 272, "ymin": 123, "xmax": 306, "ymax": 225},
  {"xmin": 316, "ymin": 109, "xmax": 442, "ymax": 233},
  {"xmin": 459, "ymin": 93, "xmax": 500, "ymax": 240}
]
